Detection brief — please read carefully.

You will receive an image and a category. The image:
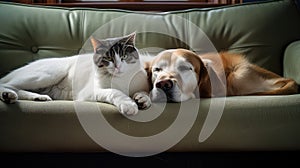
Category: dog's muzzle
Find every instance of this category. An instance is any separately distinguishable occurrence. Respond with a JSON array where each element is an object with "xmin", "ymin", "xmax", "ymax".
[
  {"xmin": 155, "ymin": 79, "xmax": 174, "ymax": 92},
  {"xmin": 151, "ymin": 79, "xmax": 180, "ymax": 102}
]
